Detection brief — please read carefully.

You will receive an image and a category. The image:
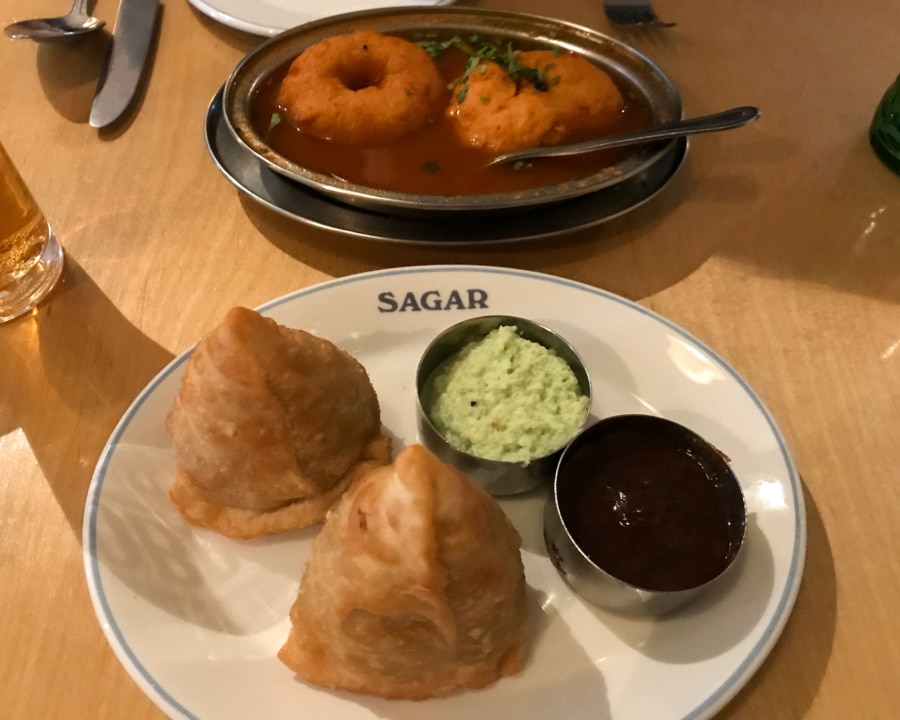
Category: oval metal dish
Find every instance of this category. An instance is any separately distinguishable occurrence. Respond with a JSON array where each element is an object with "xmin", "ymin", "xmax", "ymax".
[
  {"xmin": 221, "ymin": 7, "xmax": 682, "ymax": 216},
  {"xmin": 206, "ymin": 89, "xmax": 689, "ymax": 244}
]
